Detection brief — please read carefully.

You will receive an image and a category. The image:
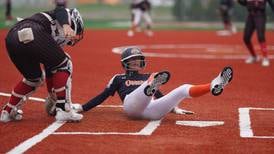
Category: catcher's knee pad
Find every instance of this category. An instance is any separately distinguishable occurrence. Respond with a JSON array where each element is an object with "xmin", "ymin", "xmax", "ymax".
[
  {"xmin": 23, "ymin": 71, "xmax": 45, "ymax": 88},
  {"xmin": 51, "ymin": 57, "xmax": 73, "ymax": 75},
  {"xmin": 21, "ymin": 73, "xmax": 45, "ymax": 96}
]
